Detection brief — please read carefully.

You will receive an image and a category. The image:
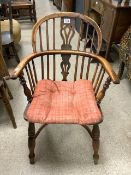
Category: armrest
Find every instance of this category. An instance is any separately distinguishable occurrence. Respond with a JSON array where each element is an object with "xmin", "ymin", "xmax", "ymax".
[
  {"xmin": 10, "ymin": 52, "xmax": 41, "ymax": 79},
  {"xmin": 94, "ymin": 54, "xmax": 120, "ymax": 84},
  {"xmin": 10, "ymin": 50, "xmax": 120, "ymax": 84}
]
